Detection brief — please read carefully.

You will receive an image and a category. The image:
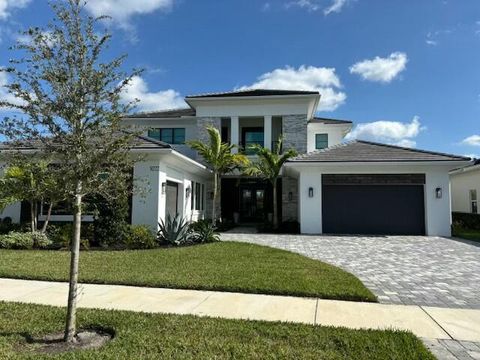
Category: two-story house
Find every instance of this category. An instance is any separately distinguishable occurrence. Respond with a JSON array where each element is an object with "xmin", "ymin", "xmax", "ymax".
[{"xmin": 0, "ymin": 89, "xmax": 471, "ymax": 236}]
